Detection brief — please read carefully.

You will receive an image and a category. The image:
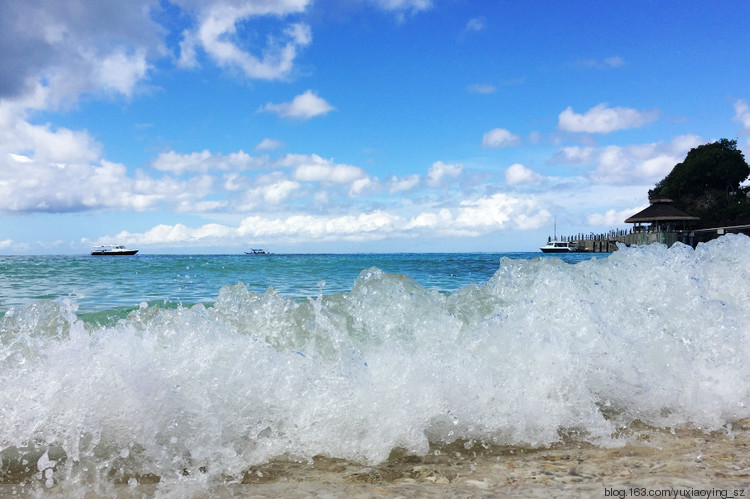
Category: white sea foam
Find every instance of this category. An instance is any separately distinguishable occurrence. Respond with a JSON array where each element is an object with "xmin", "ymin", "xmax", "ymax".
[{"xmin": 1, "ymin": 235, "xmax": 750, "ymax": 492}]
